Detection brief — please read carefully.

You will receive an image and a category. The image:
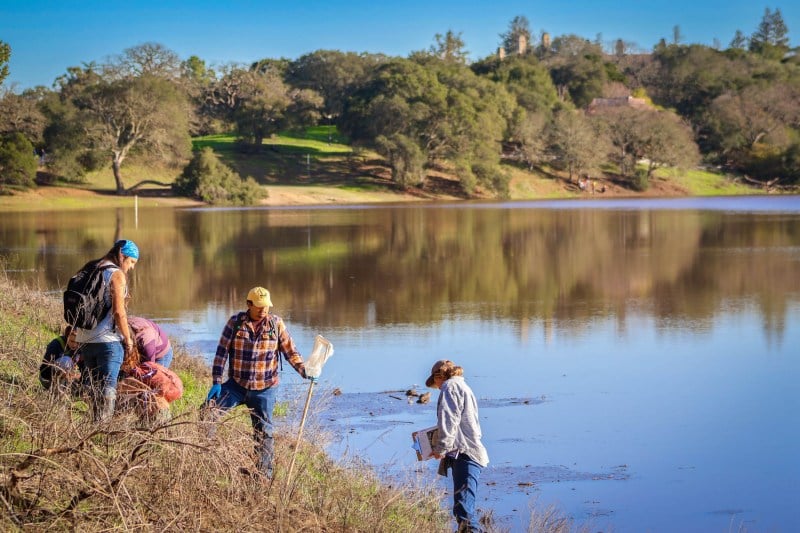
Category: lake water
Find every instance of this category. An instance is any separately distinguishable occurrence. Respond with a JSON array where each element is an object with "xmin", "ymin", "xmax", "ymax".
[{"xmin": 2, "ymin": 196, "xmax": 799, "ymax": 532}]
